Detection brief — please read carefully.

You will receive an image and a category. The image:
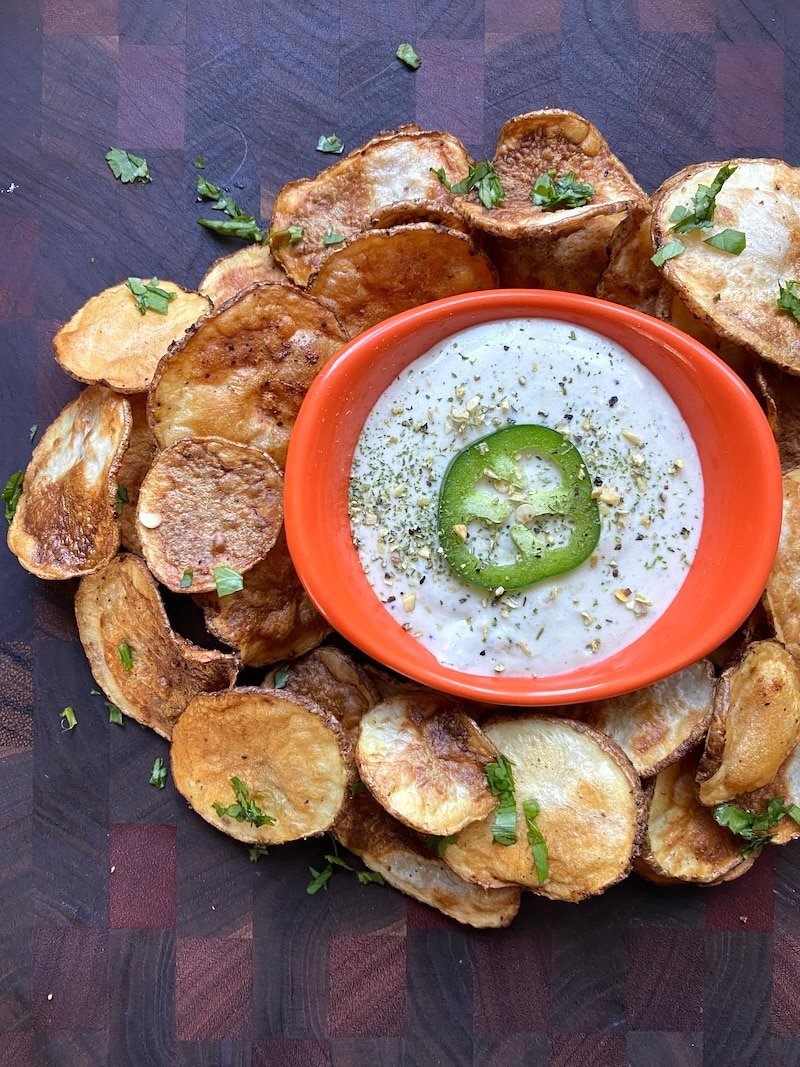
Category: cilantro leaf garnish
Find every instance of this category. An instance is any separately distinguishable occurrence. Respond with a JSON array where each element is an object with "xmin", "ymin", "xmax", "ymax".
[
  {"xmin": 213, "ymin": 776, "xmax": 275, "ymax": 827},
  {"xmin": 106, "ymin": 148, "xmax": 151, "ymax": 184},
  {"xmin": 149, "ymin": 756, "xmax": 167, "ymax": 789},
  {"xmin": 703, "ymin": 228, "xmax": 746, "ymax": 255},
  {"xmin": 29, "ymin": 424, "xmax": 38, "ymax": 442},
  {"xmin": 650, "ymin": 240, "xmax": 685, "ymax": 267},
  {"xmin": 777, "ymin": 280, "xmax": 800, "ymax": 323},
  {"xmin": 179, "ymin": 569, "xmax": 193, "ymax": 589},
  {"xmin": 434, "ymin": 161, "xmax": 505, "ymax": 210},
  {"xmin": 199, "ymin": 217, "xmax": 264, "ymax": 242},
  {"xmin": 349, "ymin": 779, "xmax": 367, "ymax": 796},
  {"xmin": 323, "ymin": 226, "xmax": 346, "ymax": 246},
  {"xmin": 60, "ymin": 706, "xmax": 77, "ymax": 731},
  {"xmin": 424, "ymin": 833, "xmax": 458, "ymax": 858},
  {"xmin": 126, "ymin": 277, "xmax": 176, "ymax": 315},
  {"xmin": 306, "ymin": 847, "xmax": 385, "ymax": 893},
  {"xmin": 531, "ymin": 170, "xmax": 595, "ymax": 211},
  {"xmin": 196, "ymin": 175, "xmax": 263, "ymax": 241},
  {"xmin": 117, "ymin": 642, "xmax": 134, "ymax": 671},
  {"xmin": 307, "ymin": 864, "xmax": 333, "ymax": 894},
  {"xmin": 713, "ymin": 797, "xmax": 800, "ymax": 857},
  {"xmin": 485, "ymin": 753, "xmax": 518, "ymax": 845},
  {"xmin": 396, "ymin": 43, "xmax": 421, "ymax": 70},
  {"xmin": 115, "ymin": 485, "xmax": 128, "ymax": 515},
  {"xmin": 266, "ymin": 225, "xmax": 304, "ymax": 246},
  {"xmin": 213, "ymin": 565, "xmax": 243, "ymax": 598},
  {"xmin": 522, "ymin": 799, "xmax": 548, "ymax": 884},
  {"xmin": 357, "ymin": 870, "xmax": 386, "ymax": 885},
  {"xmin": 669, "ymin": 163, "xmax": 736, "ymax": 234},
  {"xmin": 273, "ymin": 664, "xmax": 290, "ymax": 689},
  {"xmin": 3, "ymin": 471, "xmax": 23, "ymax": 523},
  {"xmin": 316, "ymin": 135, "xmax": 344, "ymax": 154},
  {"xmin": 249, "ymin": 845, "xmax": 268, "ymax": 862},
  {"xmin": 106, "ymin": 701, "xmax": 124, "ymax": 725},
  {"xmin": 193, "ymin": 156, "xmax": 206, "ymax": 169}
]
